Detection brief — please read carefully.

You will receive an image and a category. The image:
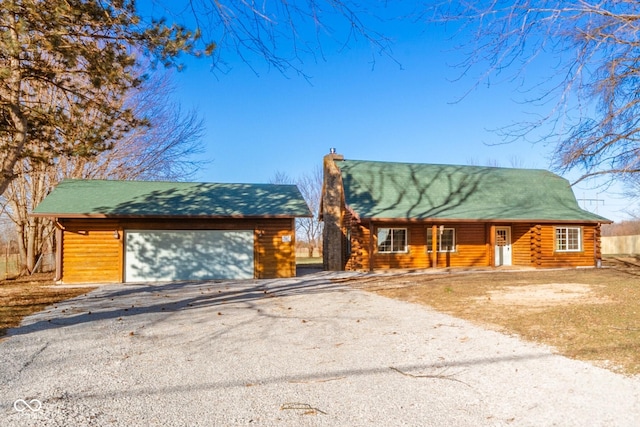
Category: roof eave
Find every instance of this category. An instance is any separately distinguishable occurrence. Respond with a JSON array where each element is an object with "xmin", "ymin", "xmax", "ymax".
[
  {"xmin": 358, "ymin": 216, "xmax": 611, "ymax": 224},
  {"xmin": 31, "ymin": 213, "xmax": 312, "ymax": 219}
]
